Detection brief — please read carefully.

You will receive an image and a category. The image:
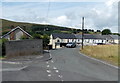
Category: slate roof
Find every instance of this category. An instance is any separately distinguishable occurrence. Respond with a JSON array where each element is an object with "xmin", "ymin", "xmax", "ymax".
[
  {"xmin": 102, "ymin": 35, "xmax": 113, "ymax": 40},
  {"xmin": 52, "ymin": 33, "xmax": 76, "ymax": 39},
  {"xmin": 2, "ymin": 26, "xmax": 32, "ymax": 38},
  {"xmin": 75, "ymin": 34, "xmax": 82, "ymax": 39},
  {"xmin": 76, "ymin": 34, "xmax": 105, "ymax": 39},
  {"xmin": 52, "ymin": 33, "xmax": 120, "ymax": 40},
  {"xmin": 110, "ymin": 35, "xmax": 119, "ymax": 39}
]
